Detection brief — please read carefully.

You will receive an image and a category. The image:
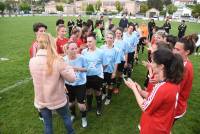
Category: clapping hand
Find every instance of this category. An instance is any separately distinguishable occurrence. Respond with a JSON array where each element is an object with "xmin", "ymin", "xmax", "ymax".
[{"xmin": 124, "ymin": 78, "xmax": 137, "ymax": 91}]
